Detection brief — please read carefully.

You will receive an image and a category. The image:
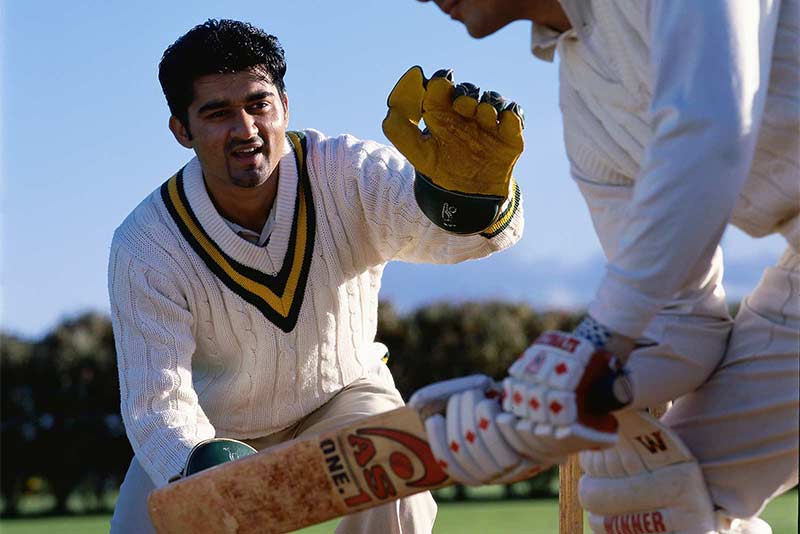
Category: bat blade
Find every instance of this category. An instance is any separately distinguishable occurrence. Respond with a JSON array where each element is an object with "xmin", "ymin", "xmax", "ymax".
[{"xmin": 147, "ymin": 406, "xmax": 451, "ymax": 533}]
